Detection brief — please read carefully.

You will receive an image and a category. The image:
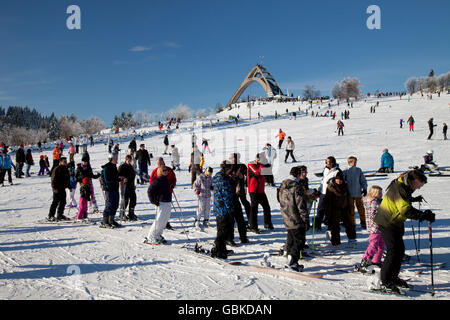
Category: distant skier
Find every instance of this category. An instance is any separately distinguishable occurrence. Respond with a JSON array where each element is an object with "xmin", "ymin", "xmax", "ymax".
[
  {"xmin": 284, "ymin": 137, "xmax": 296, "ymax": 163},
  {"xmin": 170, "ymin": 145, "xmax": 180, "ymax": 171},
  {"xmin": 189, "ymin": 145, "xmax": 204, "ymax": 187},
  {"xmin": 38, "ymin": 155, "xmax": 49, "ymax": 176},
  {"xmin": 421, "ymin": 150, "xmax": 439, "ymax": 173},
  {"xmin": 276, "ymin": 129, "xmax": 286, "ymax": 149},
  {"xmin": 202, "ymin": 138, "xmax": 211, "ymax": 154},
  {"xmin": 427, "ymin": 118, "xmax": 437, "ymax": 140},
  {"xmin": 128, "ymin": 137, "xmax": 137, "ymax": 154},
  {"xmin": 76, "ymin": 177, "xmax": 91, "ymax": 220},
  {"xmin": 135, "ymin": 144, "xmax": 151, "ymax": 184},
  {"xmin": 163, "ymin": 135, "xmax": 169, "ymax": 155},
  {"xmin": 262, "ymin": 143, "xmax": 277, "ymax": 186},
  {"xmin": 443, "ymin": 123, "xmax": 448, "ymax": 140},
  {"xmin": 337, "ymin": 120, "xmax": 344, "ymax": 136},
  {"xmin": 399, "ymin": 119, "xmax": 403, "ymax": 129},
  {"xmin": 100, "ymin": 154, "xmax": 122, "ymax": 228},
  {"xmin": 0, "ymin": 148, "xmax": 13, "ymax": 186},
  {"xmin": 407, "ymin": 115, "xmax": 415, "ymax": 132},
  {"xmin": 25, "ymin": 149, "xmax": 34, "ymax": 177},
  {"xmin": 15, "ymin": 145, "xmax": 25, "ymax": 178},
  {"xmin": 378, "ymin": 149, "xmax": 394, "ymax": 173}
]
